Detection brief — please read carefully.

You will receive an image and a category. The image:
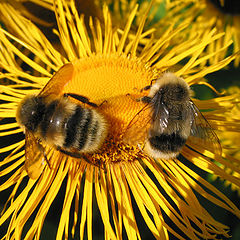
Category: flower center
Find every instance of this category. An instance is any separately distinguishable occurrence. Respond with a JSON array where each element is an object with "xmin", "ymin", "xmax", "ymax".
[
  {"xmin": 91, "ymin": 136, "xmax": 146, "ymax": 165},
  {"xmin": 209, "ymin": 0, "xmax": 240, "ymax": 15},
  {"xmin": 64, "ymin": 53, "xmax": 156, "ymax": 103}
]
